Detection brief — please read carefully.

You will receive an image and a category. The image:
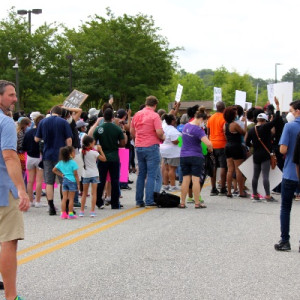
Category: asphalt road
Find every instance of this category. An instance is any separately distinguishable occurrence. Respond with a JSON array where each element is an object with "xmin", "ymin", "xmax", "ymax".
[{"xmin": 7, "ymin": 174, "xmax": 300, "ymax": 300}]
